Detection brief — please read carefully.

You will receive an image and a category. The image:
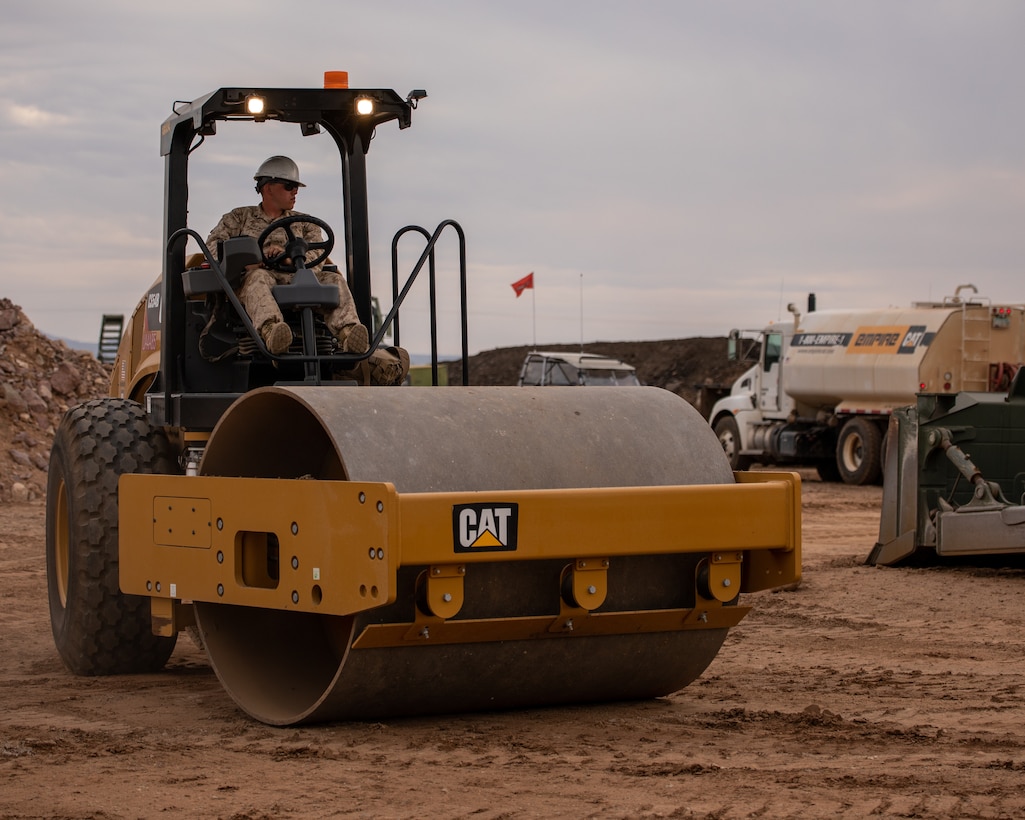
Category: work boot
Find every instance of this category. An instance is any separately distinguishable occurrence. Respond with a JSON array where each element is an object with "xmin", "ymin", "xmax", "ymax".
[
  {"xmin": 340, "ymin": 323, "xmax": 370, "ymax": 354},
  {"xmin": 261, "ymin": 320, "xmax": 293, "ymax": 355}
]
